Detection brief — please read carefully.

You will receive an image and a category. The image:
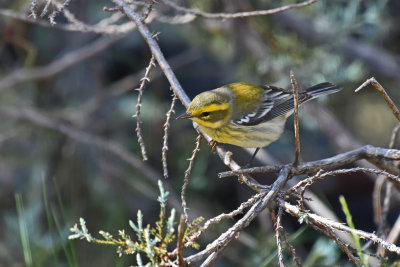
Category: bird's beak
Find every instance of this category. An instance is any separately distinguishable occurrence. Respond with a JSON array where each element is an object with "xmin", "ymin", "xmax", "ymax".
[{"xmin": 176, "ymin": 112, "xmax": 193, "ymax": 120}]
